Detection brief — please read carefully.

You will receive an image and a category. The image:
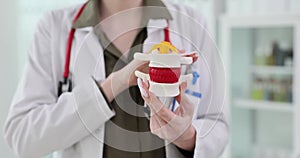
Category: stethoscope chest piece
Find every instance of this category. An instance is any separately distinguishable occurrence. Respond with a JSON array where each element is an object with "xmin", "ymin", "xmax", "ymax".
[{"xmin": 58, "ymin": 78, "xmax": 72, "ymax": 97}]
